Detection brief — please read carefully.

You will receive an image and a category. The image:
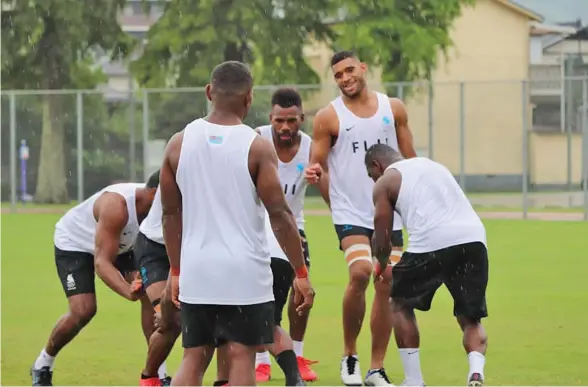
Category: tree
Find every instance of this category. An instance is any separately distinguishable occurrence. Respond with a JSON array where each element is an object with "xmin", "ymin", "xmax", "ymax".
[
  {"xmin": 132, "ymin": 0, "xmax": 474, "ymax": 89},
  {"xmin": 1, "ymin": 0, "xmax": 134, "ymax": 203}
]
